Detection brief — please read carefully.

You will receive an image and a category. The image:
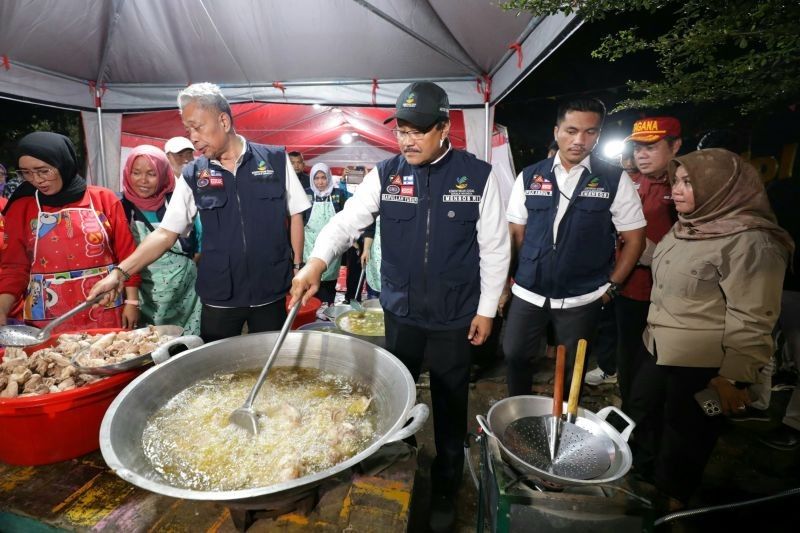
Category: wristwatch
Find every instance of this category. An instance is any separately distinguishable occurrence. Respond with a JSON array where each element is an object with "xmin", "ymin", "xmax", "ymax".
[
  {"xmin": 293, "ymin": 262, "xmax": 305, "ymax": 269},
  {"xmin": 605, "ymin": 281, "xmax": 620, "ymax": 299}
]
